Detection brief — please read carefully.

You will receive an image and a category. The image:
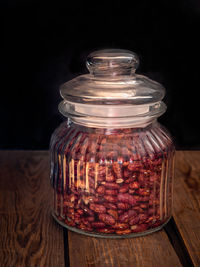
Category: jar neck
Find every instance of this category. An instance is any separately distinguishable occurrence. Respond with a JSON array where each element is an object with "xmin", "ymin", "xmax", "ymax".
[
  {"xmin": 68, "ymin": 118, "xmax": 158, "ymax": 134},
  {"xmin": 68, "ymin": 116, "xmax": 158, "ymax": 129}
]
